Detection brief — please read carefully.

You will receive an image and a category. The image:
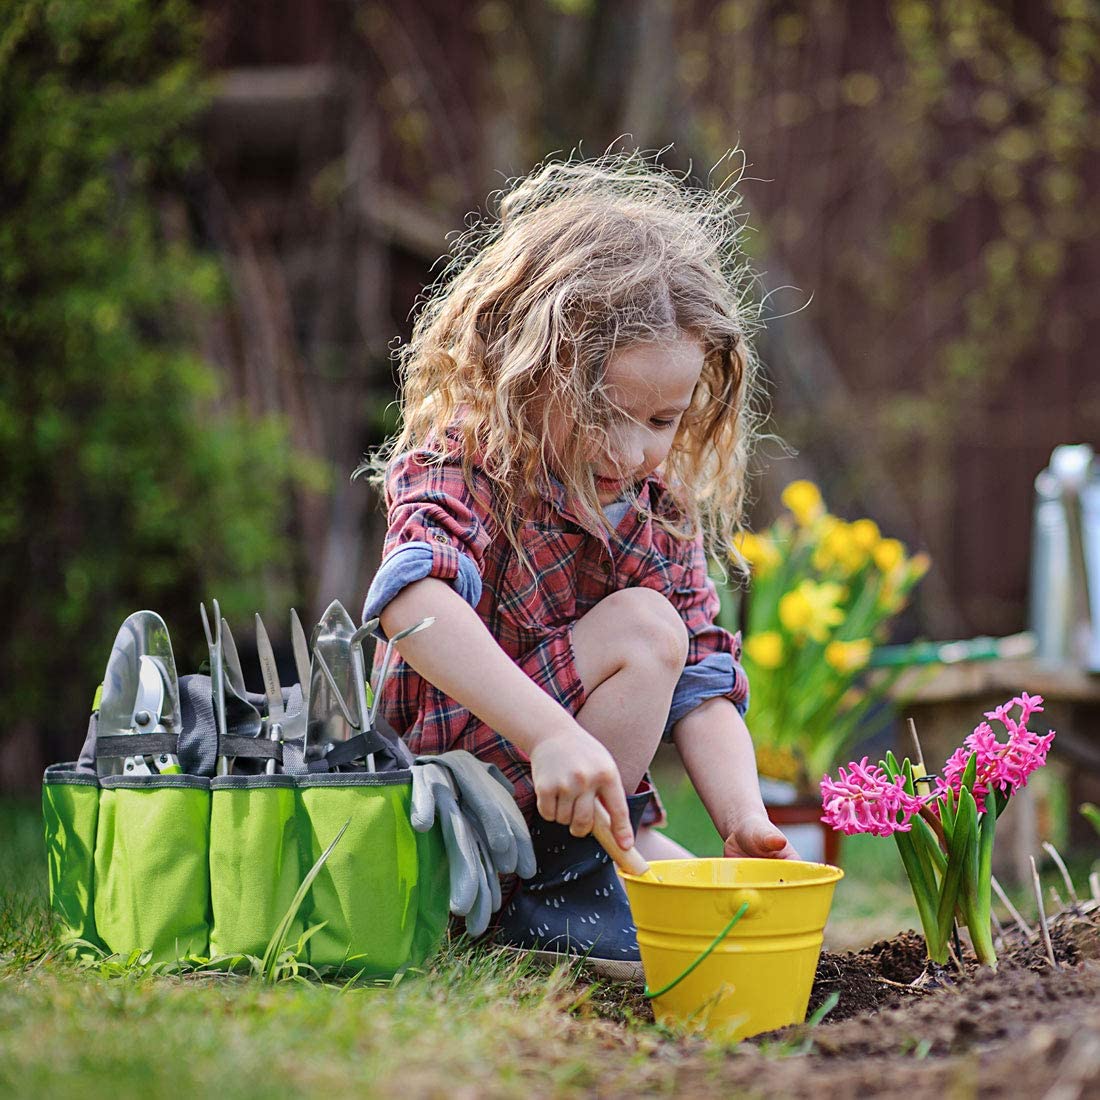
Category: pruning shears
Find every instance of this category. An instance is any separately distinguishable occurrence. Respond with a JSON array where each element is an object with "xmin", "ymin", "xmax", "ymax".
[{"xmin": 96, "ymin": 611, "xmax": 183, "ymax": 777}]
